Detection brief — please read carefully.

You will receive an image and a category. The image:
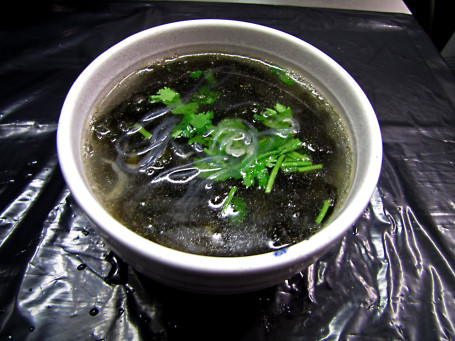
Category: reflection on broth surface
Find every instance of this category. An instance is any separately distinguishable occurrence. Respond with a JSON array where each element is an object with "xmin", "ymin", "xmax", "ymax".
[{"xmin": 83, "ymin": 53, "xmax": 352, "ymax": 256}]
